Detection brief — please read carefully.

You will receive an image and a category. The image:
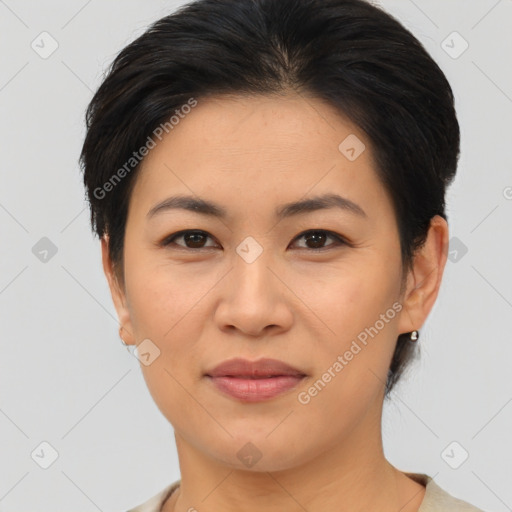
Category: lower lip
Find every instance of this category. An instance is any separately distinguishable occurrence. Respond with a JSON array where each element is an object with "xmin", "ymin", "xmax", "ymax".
[{"xmin": 206, "ymin": 375, "xmax": 305, "ymax": 402}]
